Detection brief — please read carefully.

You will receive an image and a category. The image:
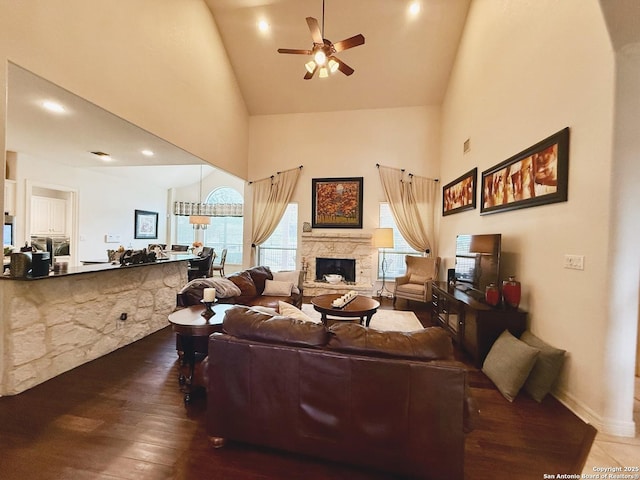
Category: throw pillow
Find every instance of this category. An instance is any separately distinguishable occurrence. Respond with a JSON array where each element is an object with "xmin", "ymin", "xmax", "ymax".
[
  {"xmin": 263, "ymin": 279, "xmax": 295, "ymax": 297},
  {"xmin": 207, "ymin": 277, "xmax": 242, "ymax": 298},
  {"xmin": 482, "ymin": 330, "xmax": 540, "ymax": 402},
  {"xmin": 520, "ymin": 331, "xmax": 566, "ymax": 402},
  {"xmin": 272, "ymin": 270, "xmax": 301, "ymax": 294},
  {"xmin": 409, "ymin": 274, "xmax": 429, "ymax": 284},
  {"xmin": 278, "ymin": 301, "xmax": 322, "ymax": 324}
]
